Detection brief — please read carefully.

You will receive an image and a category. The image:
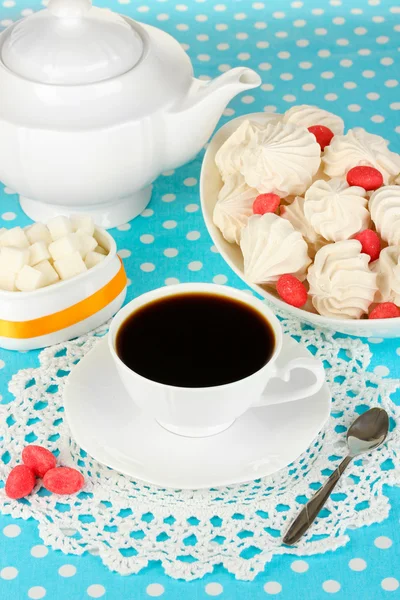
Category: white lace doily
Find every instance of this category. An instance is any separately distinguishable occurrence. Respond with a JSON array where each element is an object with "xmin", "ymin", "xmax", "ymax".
[{"xmin": 0, "ymin": 317, "xmax": 399, "ymax": 581}]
